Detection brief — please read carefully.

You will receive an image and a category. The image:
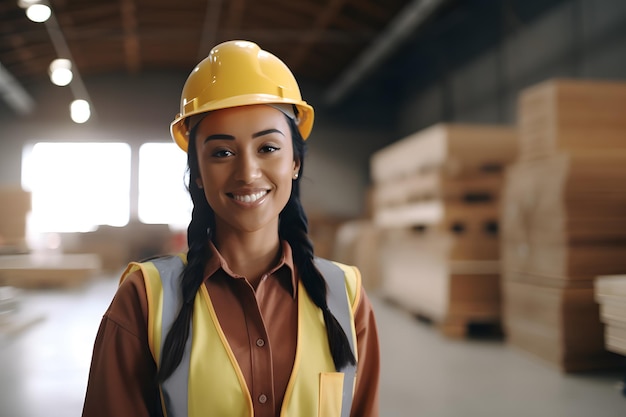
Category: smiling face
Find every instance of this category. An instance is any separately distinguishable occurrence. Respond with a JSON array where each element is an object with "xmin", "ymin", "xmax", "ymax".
[{"xmin": 194, "ymin": 104, "xmax": 300, "ymax": 238}]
